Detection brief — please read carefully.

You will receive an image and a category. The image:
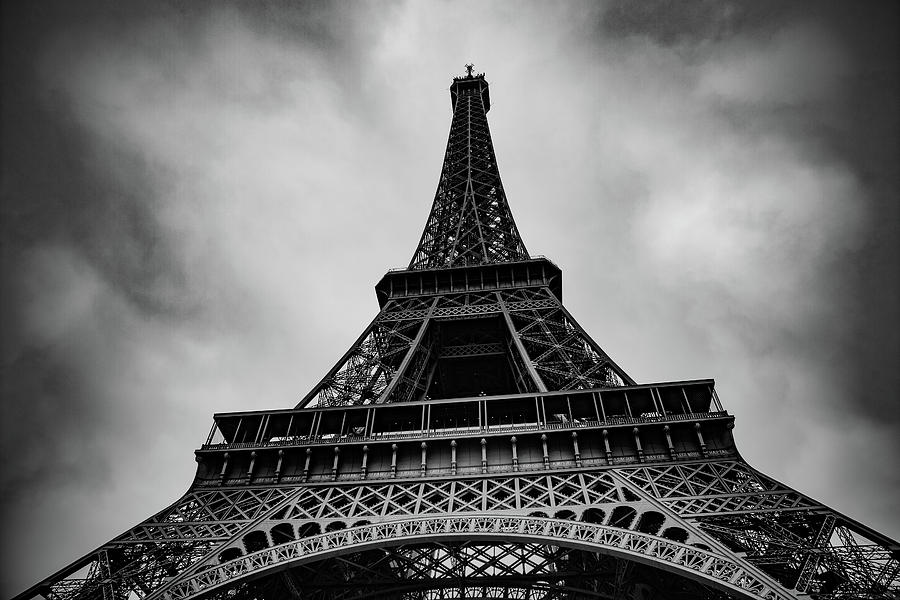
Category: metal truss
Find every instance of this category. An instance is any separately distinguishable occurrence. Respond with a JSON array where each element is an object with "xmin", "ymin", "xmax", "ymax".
[
  {"xmin": 409, "ymin": 73, "xmax": 529, "ymax": 270},
  {"xmin": 199, "ymin": 542, "xmax": 735, "ymax": 600},
  {"xmin": 22, "ymin": 459, "xmax": 900, "ymax": 600},
  {"xmin": 298, "ymin": 288, "xmax": 630, "ymax": 408},
  {"xmin": 152, "ymin": 516, "xmax": 791, "ymax": 600},
  {"xmin": 503, "ymin": 296, "xmax": 626, "ymax": 390},
  {"xmin": 297, "ymin": 305, "xmax": 432, "ymax": 408},
  {"xmin": 617, "ymin": 462, "xmax": 900, "ymax": 598}
]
